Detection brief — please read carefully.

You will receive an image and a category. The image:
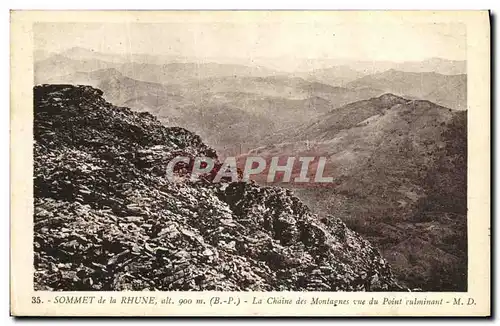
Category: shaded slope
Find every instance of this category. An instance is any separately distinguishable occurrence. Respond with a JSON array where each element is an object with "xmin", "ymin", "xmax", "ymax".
[{"xmin": 244, "ymin": 94, "xmax": 468, "ymax": 291}]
